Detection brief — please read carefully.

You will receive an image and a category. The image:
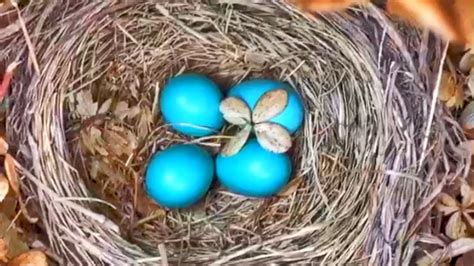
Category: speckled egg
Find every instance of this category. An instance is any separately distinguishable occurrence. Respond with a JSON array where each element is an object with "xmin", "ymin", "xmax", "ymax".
[
  {"xmin": 145, "ymin": 144, "xmax": 214, "ymax": 209},
  {"xmin": 227, "ymin": 79, "xmax": 304, "ymax": 134},
  {"xmin": 216, "ymin": 138, "xmax": 292, "ymax": 198},
  {"xmin": 160, "ymin": 73, "xmax": 224, "ymax": 137}
]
